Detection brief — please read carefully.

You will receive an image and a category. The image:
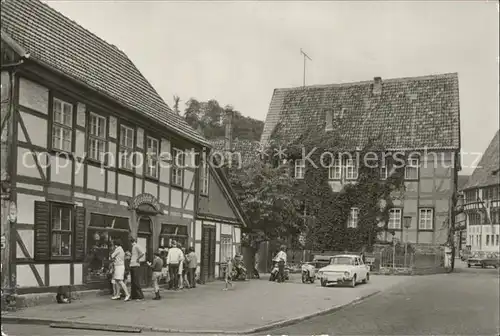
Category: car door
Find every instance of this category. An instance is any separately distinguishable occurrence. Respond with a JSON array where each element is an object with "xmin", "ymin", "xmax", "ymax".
[
  {"xmin": 355, "ymin": 257, "xmax": 366, "ymax": 279},
  {"xmin": 358, "ymin": 257, "xmax": 368, "ymax": 279}
]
